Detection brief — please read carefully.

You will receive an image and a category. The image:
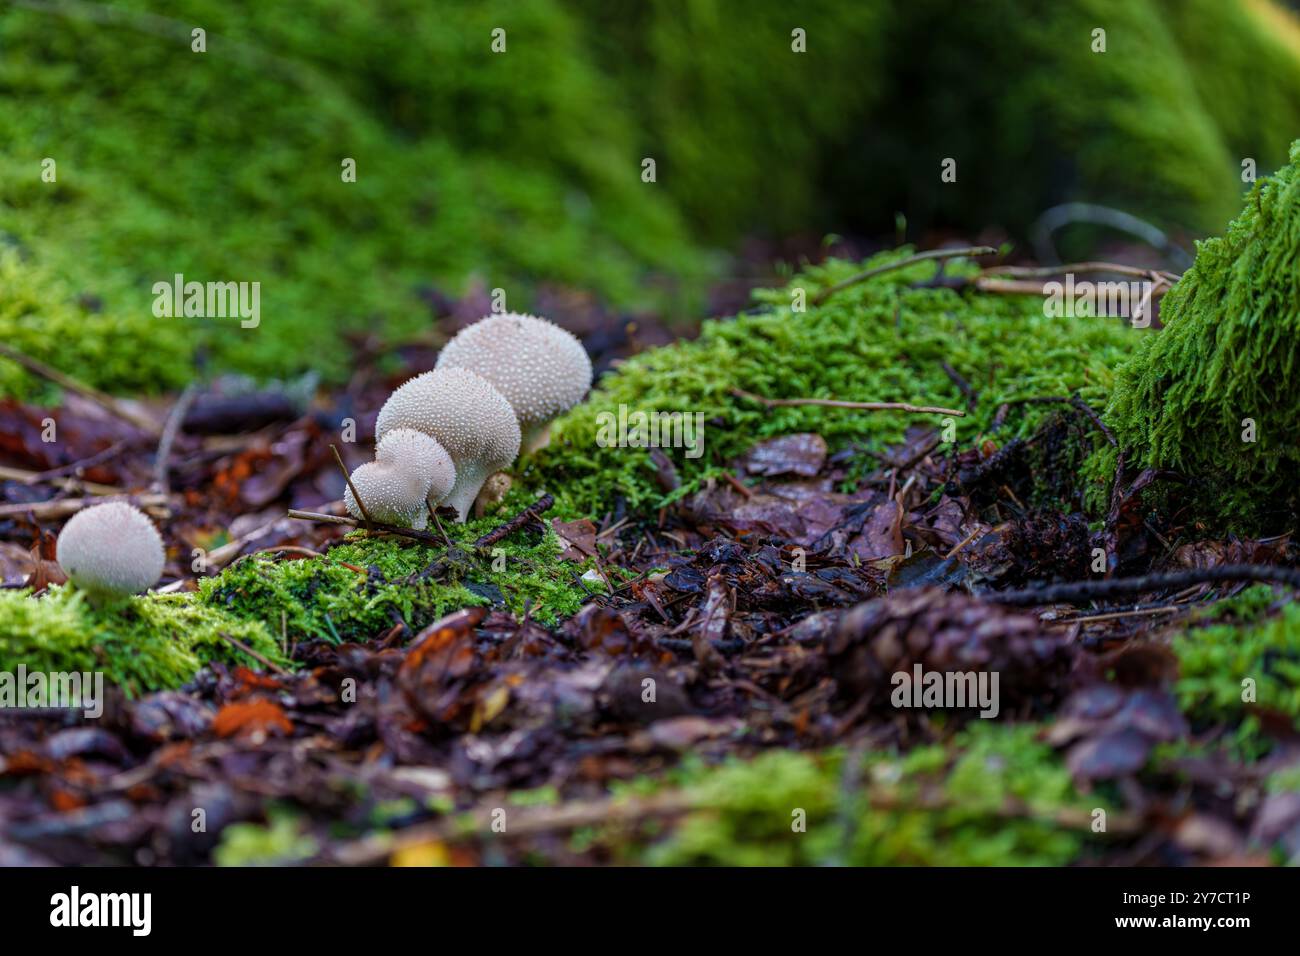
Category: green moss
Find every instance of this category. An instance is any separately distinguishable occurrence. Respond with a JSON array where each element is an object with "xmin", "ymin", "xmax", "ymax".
[
  {"xmin": 0, "ymin": 0, "xmax": 706, "ymax": 395},
  {"xmin": 572, "ymin": 1, "xmax": 1300, "ymax": 244},
  {"xmin": 213, "ymin": 808, "xmax": 318, "ymax": 867},
  {"xmin": 6, "ymin": 2, "xmax": 1300, "ymax": 397},
  {"xmin": 853, "ymin": 0, "xmax": 1241, "ymax": 241},
  {"xmin": 1173, "ymin": 588, "xmax": 1300, "ymax": 741},
  {"xmin": 0, "ymin": 495, "xmax": 586, "ymax": 690},
  {"xmin": 634, "ymin": 723, "xmax": 1101, "ymax": 866},
  {"xmin": 1098, "ymin": 140, "xmax": 1300, "ymax": 527},
  {"xmin": 201, "ymin": 503, "xmax": 589, "ymax": 639},
  {"xmin": 569, "ymin": 0, "xmax": 885, "ymax": 240},
  {"xmin": 533, "ymin": 250, "xmax": 1138, "ymax": 515},
  {"xmin": 0, "ymin": 586, "xmax": 286, "ymax": 696}
]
